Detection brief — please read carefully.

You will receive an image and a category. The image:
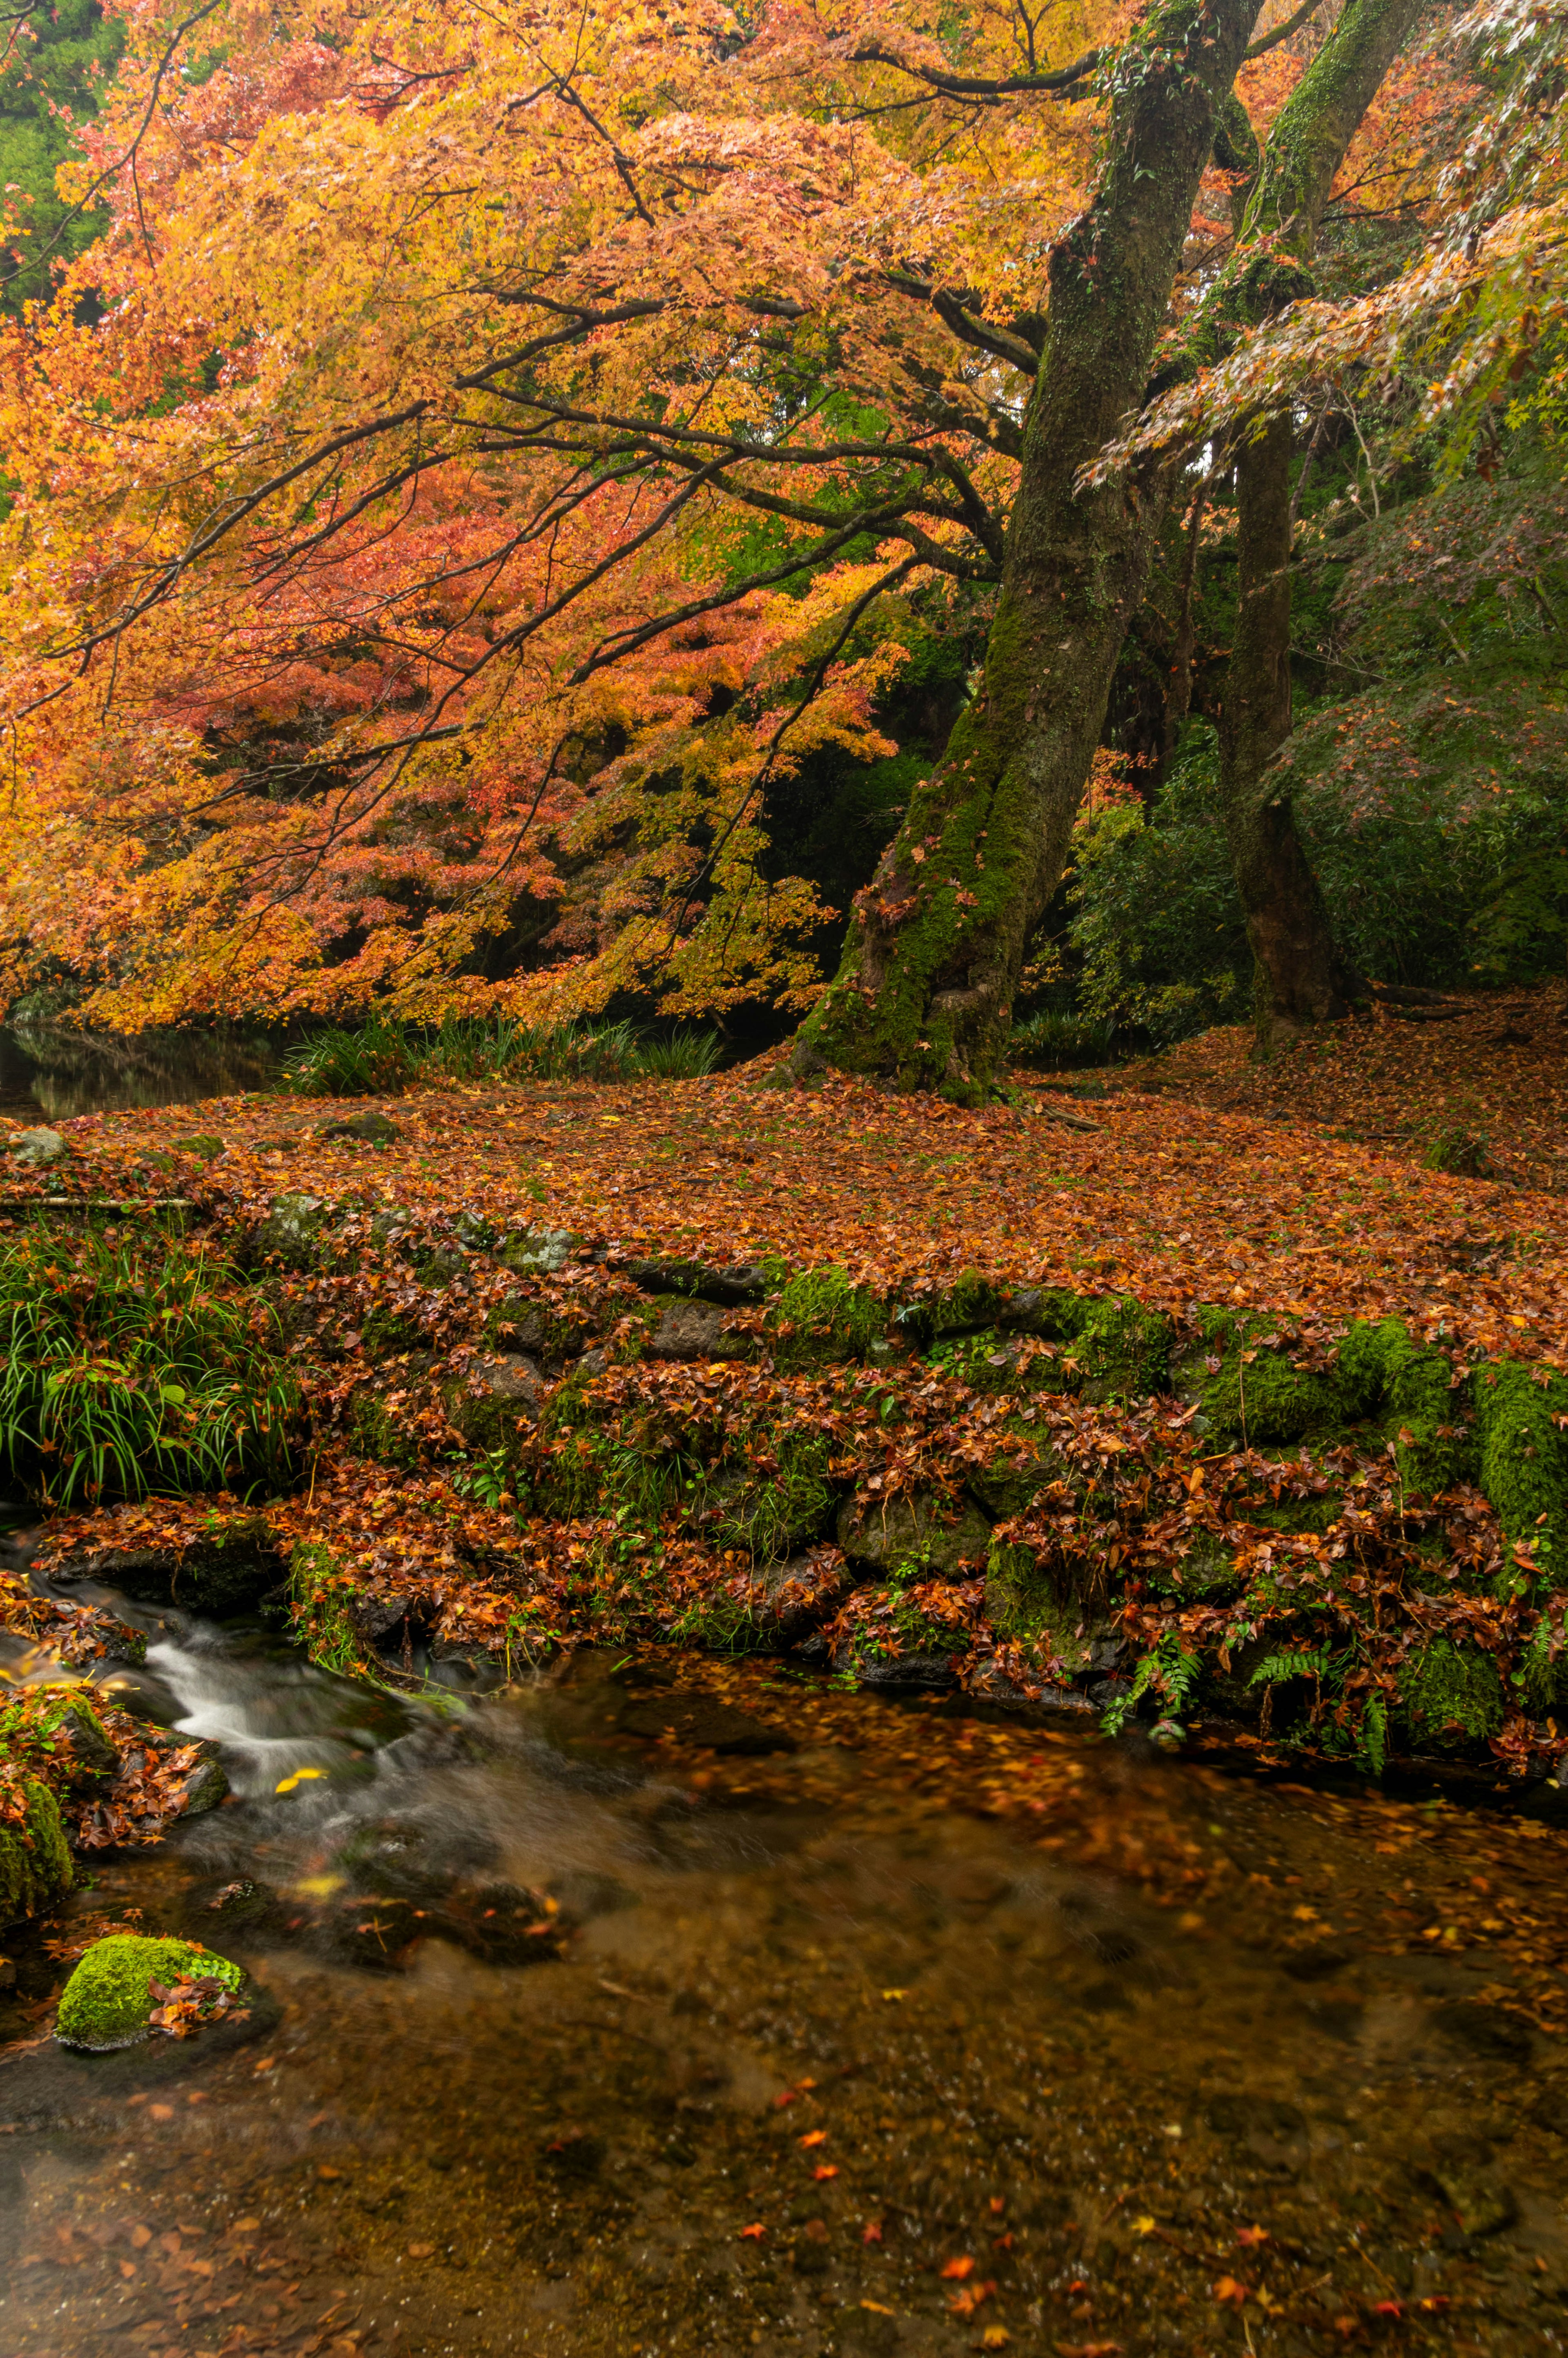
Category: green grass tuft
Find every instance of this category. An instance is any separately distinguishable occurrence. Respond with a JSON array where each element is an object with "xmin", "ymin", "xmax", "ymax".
[{"xmin": 0, "ymin": 1225, "xmax": 298, "ymax": 1507}]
